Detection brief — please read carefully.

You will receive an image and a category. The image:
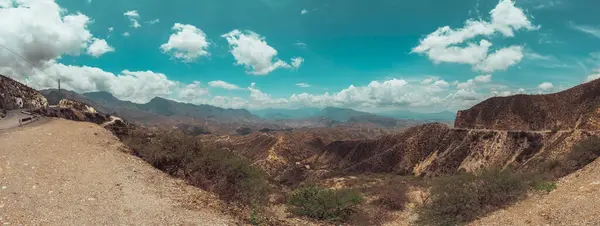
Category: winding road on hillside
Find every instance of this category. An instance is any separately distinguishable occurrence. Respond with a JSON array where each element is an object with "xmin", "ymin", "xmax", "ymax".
[{"xmin": 0, "ymin": 109, "xmax": 35, "ymax": 130}]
